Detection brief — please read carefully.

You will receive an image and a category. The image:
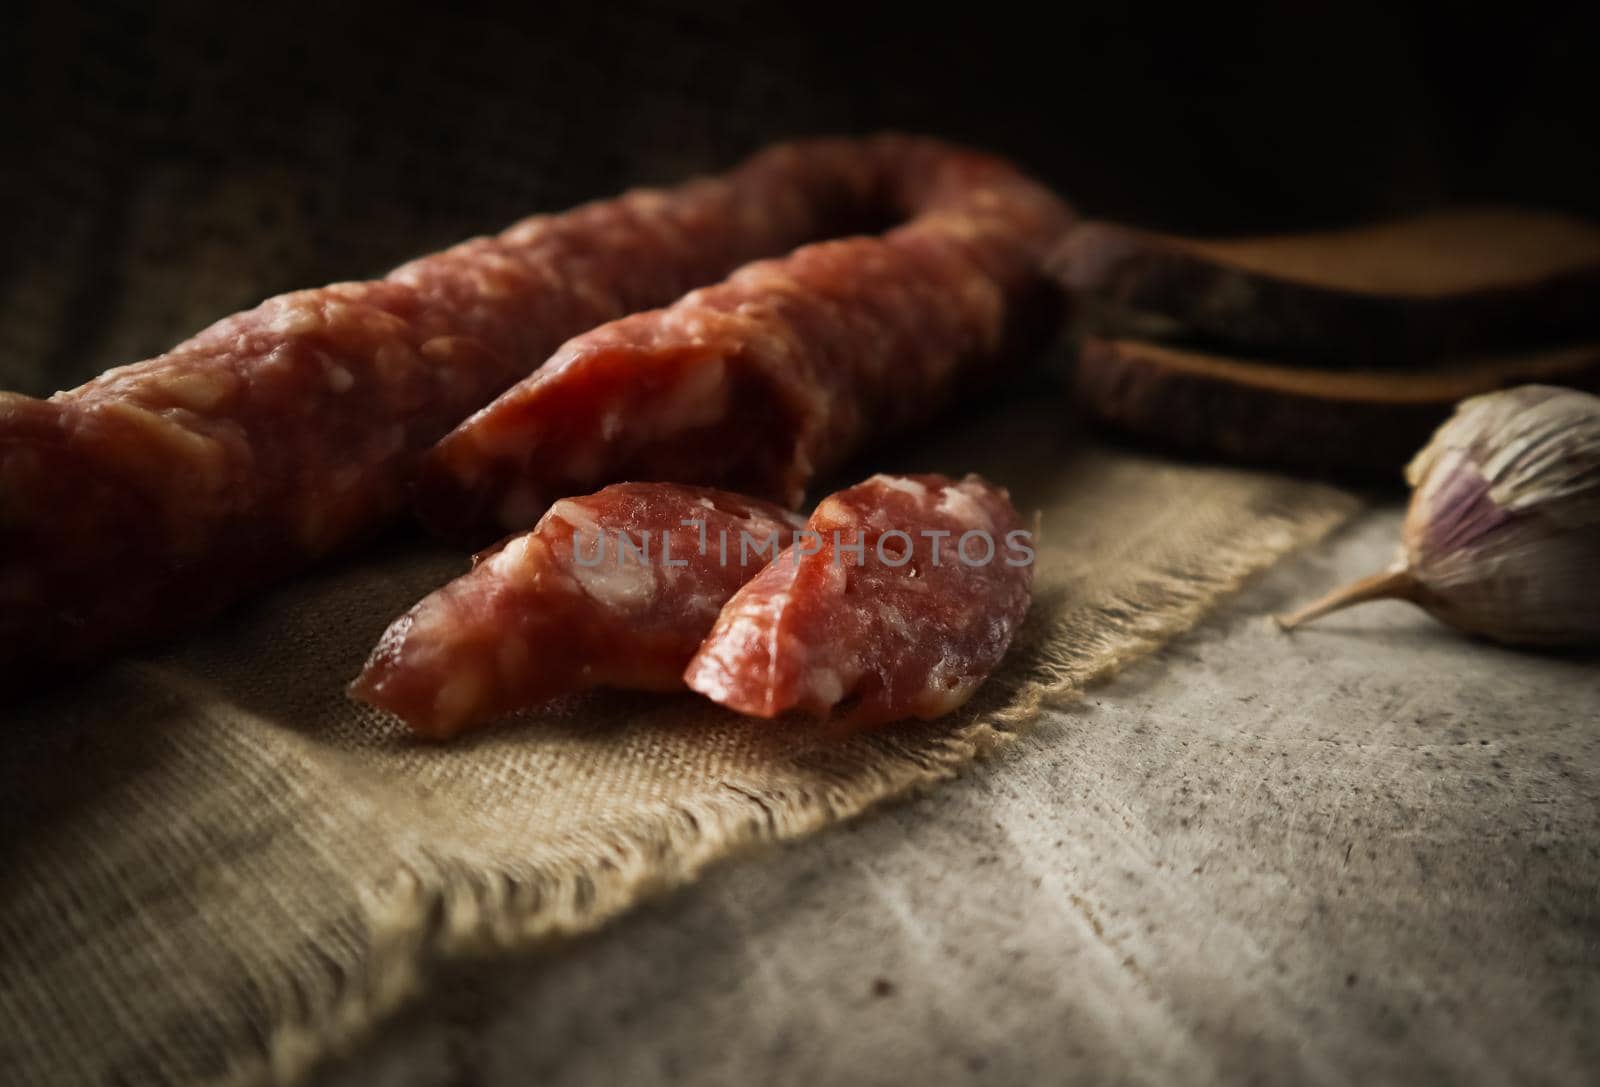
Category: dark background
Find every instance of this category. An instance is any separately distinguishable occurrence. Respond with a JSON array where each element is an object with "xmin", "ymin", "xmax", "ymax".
[{"xmin": 2, "ymin": 1, "xmax": 1596, "ymax": 395}]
